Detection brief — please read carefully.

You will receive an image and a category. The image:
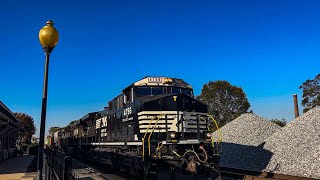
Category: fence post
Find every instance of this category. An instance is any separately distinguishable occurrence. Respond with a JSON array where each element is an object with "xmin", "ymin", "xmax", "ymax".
[
  {"xmin": 44, "ymin": 151, "xmax": 47, "ymax": 180},
  {"xmin": 64, "ymin": 156, "xmax": 72, "ymax": 180},
  {"xmin": 48, "ymin": 150, "xmax": 52, "ymax": 180}
]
